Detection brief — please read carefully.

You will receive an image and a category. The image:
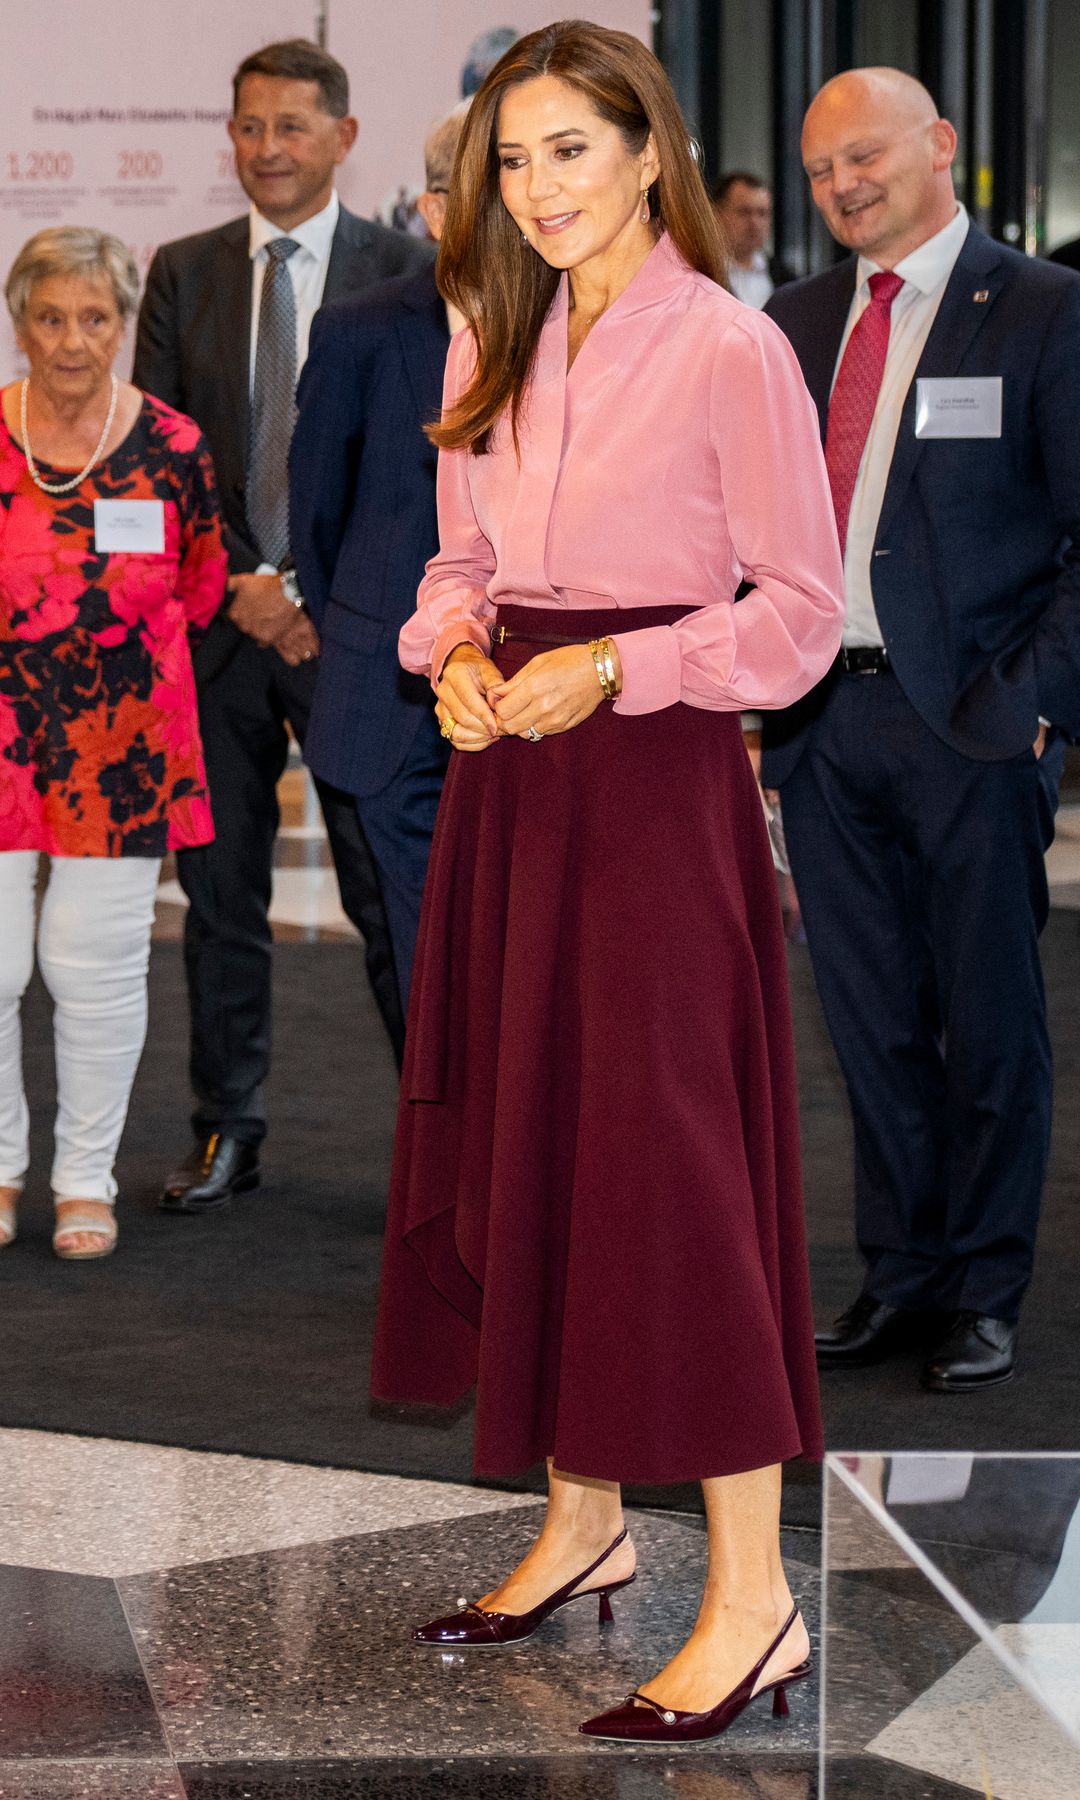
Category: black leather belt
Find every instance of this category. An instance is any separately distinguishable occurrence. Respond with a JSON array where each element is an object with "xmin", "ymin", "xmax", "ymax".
[{"xmin": 837, "ymin": 646, "xmax": 890, "ymax": 675}]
